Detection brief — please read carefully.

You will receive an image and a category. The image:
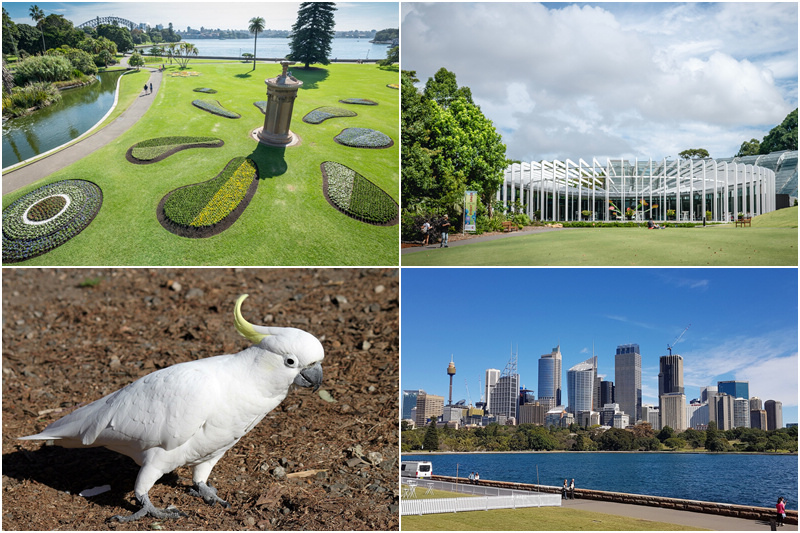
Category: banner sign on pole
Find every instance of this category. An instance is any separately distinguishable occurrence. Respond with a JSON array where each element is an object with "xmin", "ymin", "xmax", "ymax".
[{"xmin": 464, "ymin": 191, "xmax": 478, "ymax": 232}]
